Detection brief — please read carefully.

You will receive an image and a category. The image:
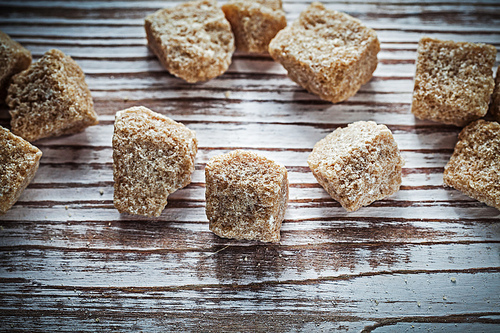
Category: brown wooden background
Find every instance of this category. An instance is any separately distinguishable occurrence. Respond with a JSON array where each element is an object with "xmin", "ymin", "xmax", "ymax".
[{"xmin": 1, "ymin": 1, "xmax": 499, "ymax": 332}]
